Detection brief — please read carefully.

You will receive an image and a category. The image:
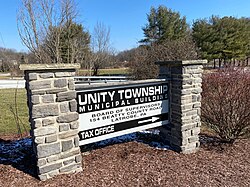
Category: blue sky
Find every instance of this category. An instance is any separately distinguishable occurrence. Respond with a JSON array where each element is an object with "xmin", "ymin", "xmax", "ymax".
[{"xmin": 0, "ymin": 0, "xmax": 249, "ymax": 52}]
